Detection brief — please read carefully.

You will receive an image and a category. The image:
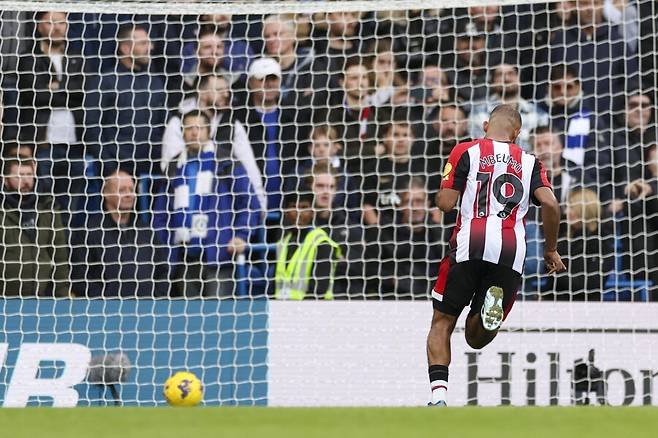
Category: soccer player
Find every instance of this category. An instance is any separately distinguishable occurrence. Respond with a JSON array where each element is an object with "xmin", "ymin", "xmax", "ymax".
[{"xmin": 426, "ymin": 104, "xmax": 565, "ymax": 406}]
